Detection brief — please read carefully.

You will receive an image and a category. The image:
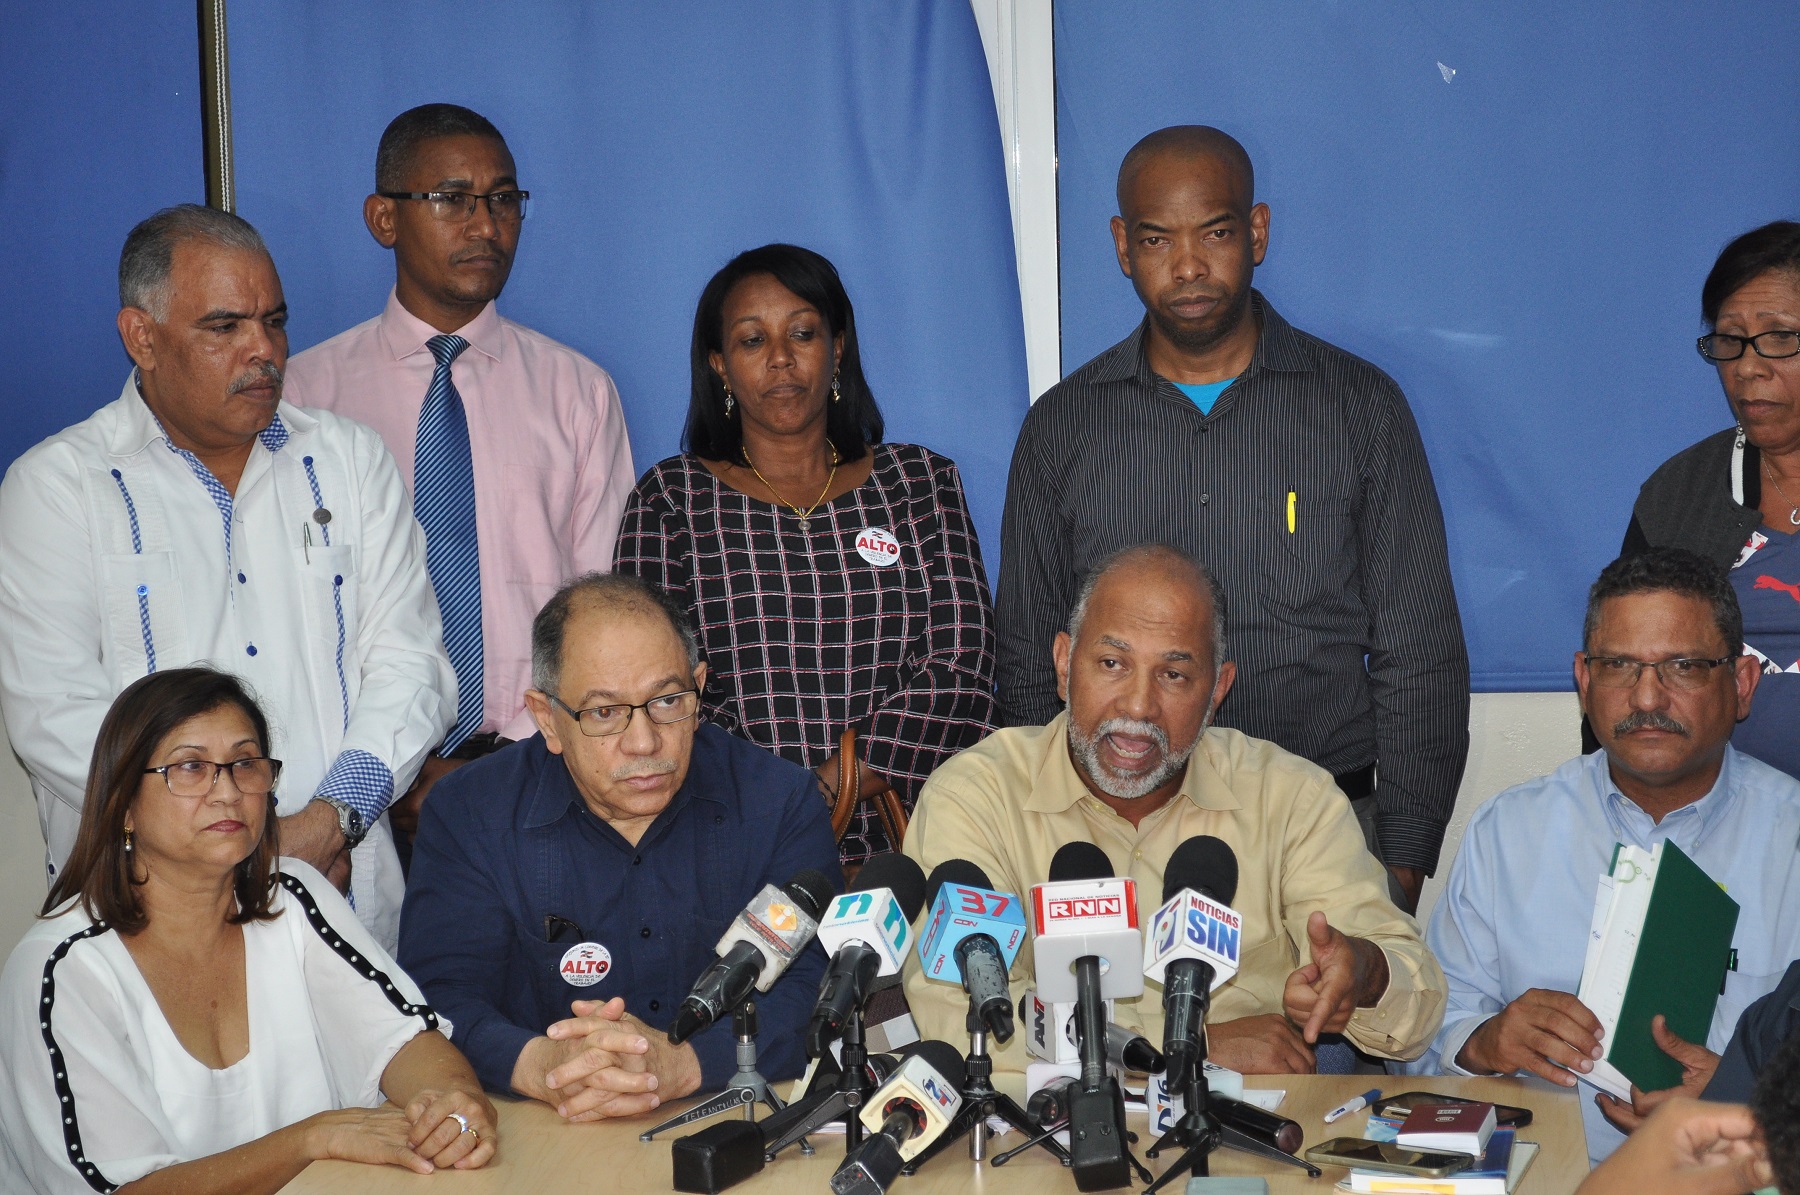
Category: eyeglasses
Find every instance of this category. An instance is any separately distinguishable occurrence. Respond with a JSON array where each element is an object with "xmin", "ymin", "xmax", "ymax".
[
  {"xmin": 143, "ymin": 757, "xmax": 283, "ymax": 797},
  {"xmin": 377, "ymin": 189, "xmax": 530, "ymax": 224},
  {"xmin": 1582, "ymin": 655, "xmax": 1737, "ymax": 691},
  {"xmin": 546, "ymin": 690, "xmax": 701, "ymax": 738},
  {"xmin": 1696, "ymin": 330, "xmax": 1800, "ymax": 362}
]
